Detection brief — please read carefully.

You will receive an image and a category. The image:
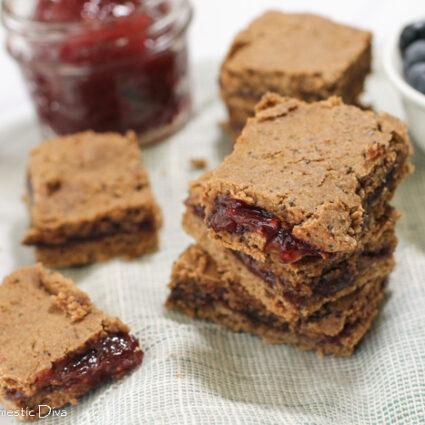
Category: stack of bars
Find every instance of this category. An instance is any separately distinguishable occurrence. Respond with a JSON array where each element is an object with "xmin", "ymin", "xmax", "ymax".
[{"xmin": 166, "ymin": 94, "xmax": 413, "ymax": 357}]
